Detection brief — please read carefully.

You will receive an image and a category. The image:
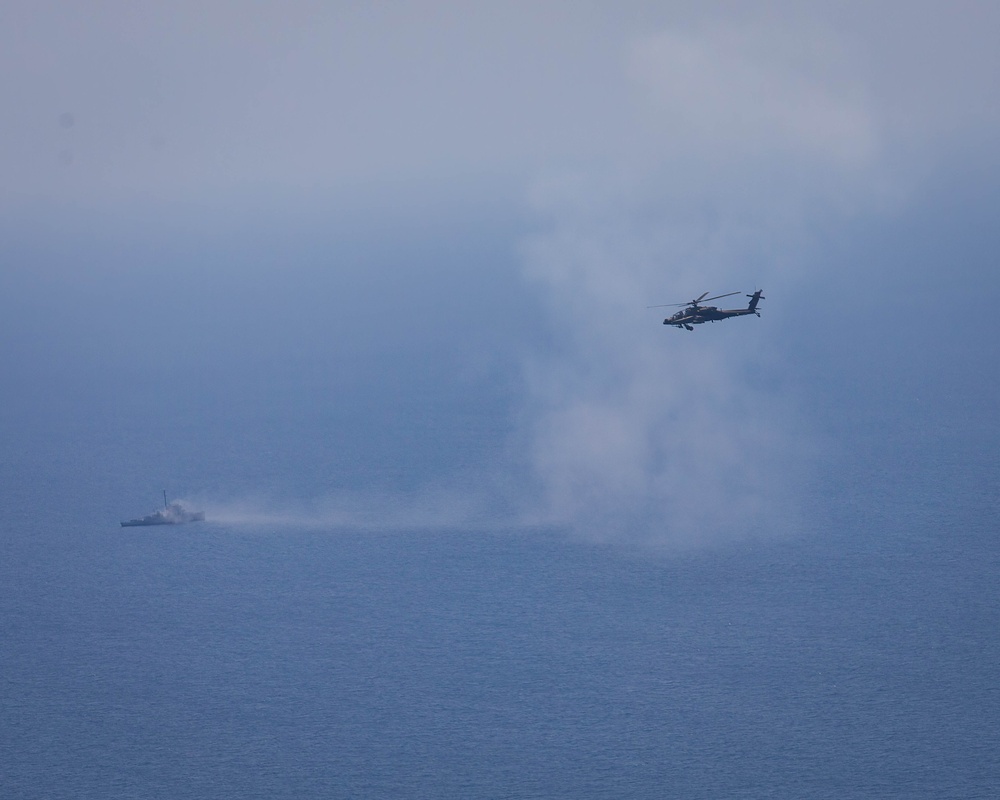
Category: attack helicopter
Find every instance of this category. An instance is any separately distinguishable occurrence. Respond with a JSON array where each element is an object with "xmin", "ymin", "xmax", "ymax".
[{"xmin": 648, "ymin": 290, "xmax": 765, "ymax": 331}]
